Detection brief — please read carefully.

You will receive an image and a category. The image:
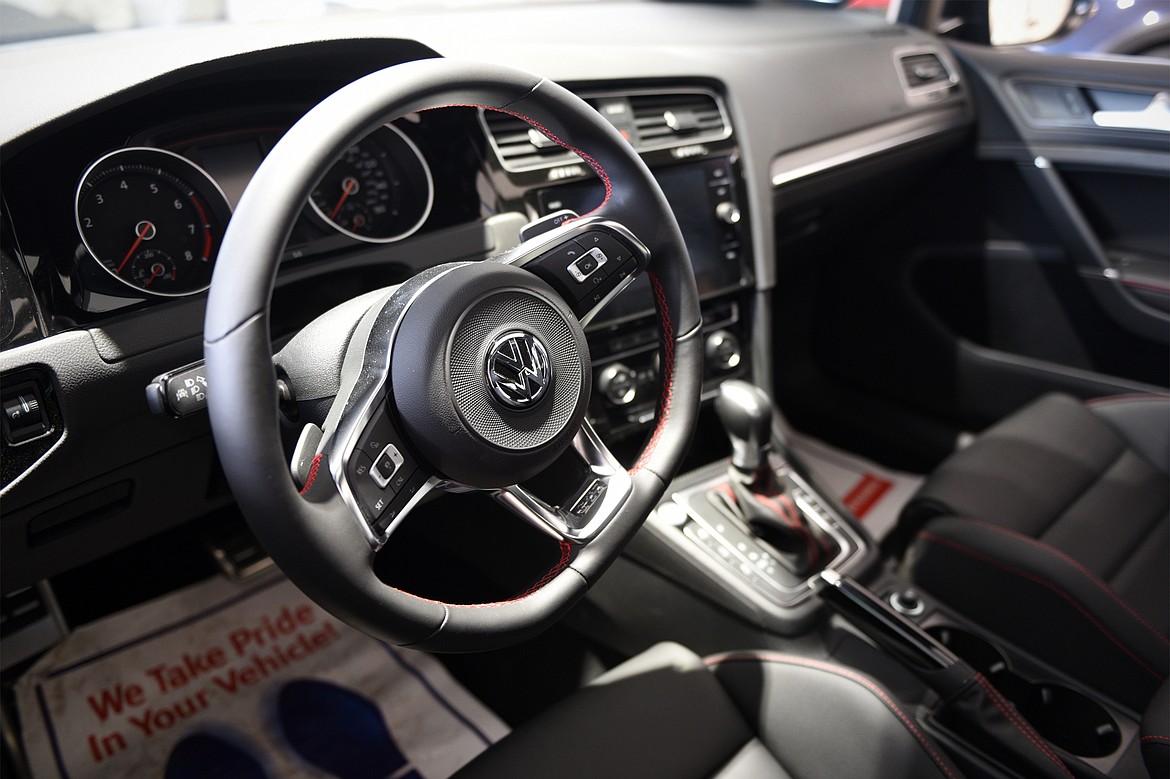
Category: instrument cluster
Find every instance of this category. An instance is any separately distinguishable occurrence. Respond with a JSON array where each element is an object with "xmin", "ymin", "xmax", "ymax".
[{"xmin": 71, "ymin": 121, "xmax": 437, "ymax": 300}]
